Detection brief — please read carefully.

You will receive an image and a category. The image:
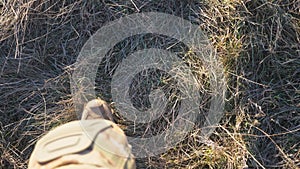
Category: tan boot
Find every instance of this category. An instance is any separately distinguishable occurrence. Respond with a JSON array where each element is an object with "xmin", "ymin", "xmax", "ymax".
[{"xmin": 81, "ymin": 99, "xmax": 115, "ymax": 122}]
